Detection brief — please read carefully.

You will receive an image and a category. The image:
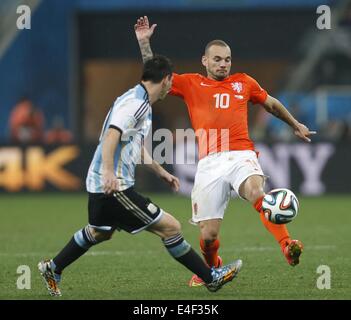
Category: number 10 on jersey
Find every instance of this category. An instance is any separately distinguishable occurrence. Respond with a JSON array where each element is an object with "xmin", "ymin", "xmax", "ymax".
[{"xmin": 213, "ymin": 93, "xmax": 230, "ymax": 109}]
